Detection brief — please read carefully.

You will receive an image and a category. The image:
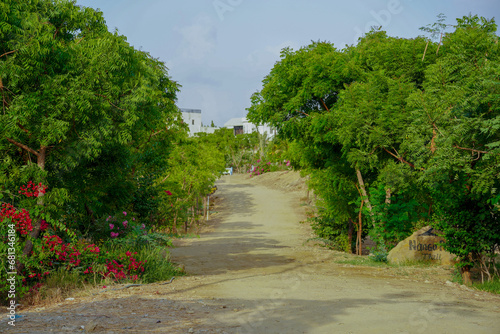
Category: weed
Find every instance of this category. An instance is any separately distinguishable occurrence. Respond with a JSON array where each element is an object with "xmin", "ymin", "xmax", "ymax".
[
  {"xmin": 136, "ymin": 246, "xmax": 185, "ymax": 283},
  {"xmin": 473, "ymin": 277, "xmax": 500, "ymax": 294}
]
